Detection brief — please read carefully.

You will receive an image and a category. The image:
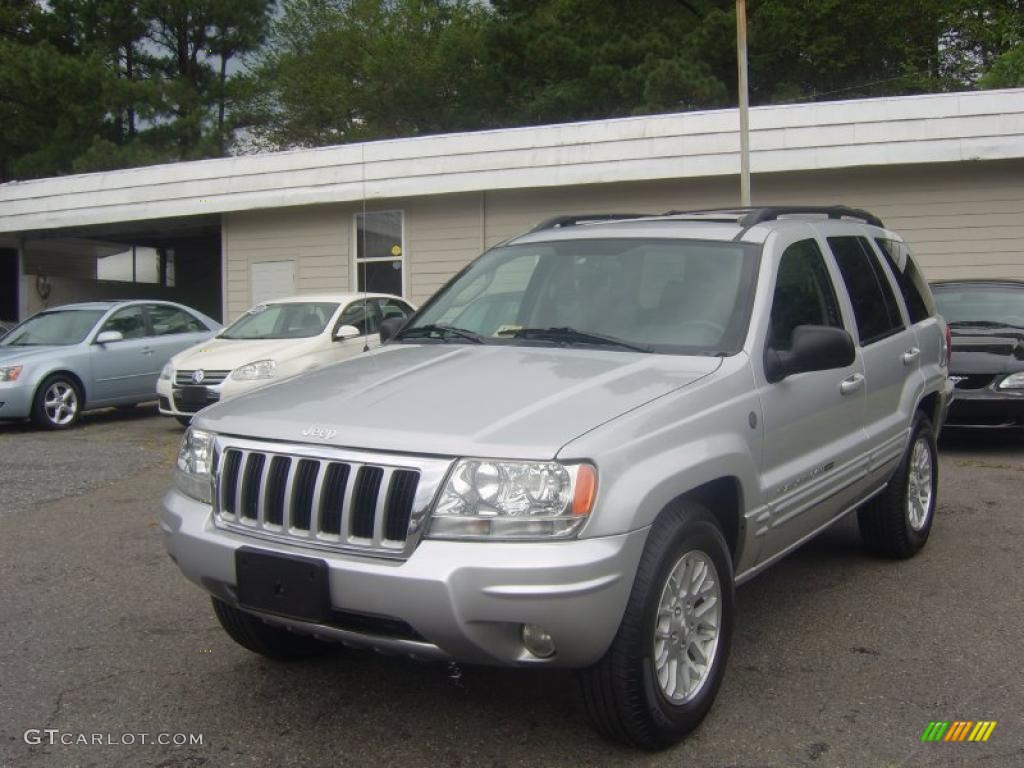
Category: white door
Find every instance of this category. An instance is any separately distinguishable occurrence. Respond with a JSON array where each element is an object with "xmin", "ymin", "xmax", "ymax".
[{"xmin": 250, "ymin": 261, "xmax": 296, "ymax": 306}]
